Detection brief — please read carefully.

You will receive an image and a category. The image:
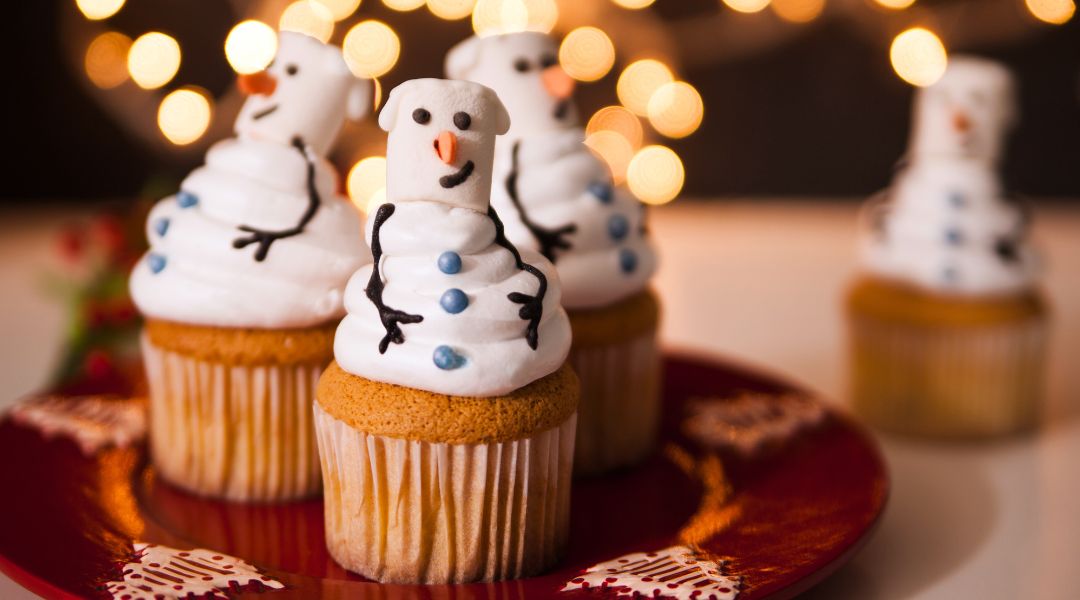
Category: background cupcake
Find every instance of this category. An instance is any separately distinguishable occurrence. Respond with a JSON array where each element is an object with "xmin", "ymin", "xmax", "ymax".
[
  {"xmin": 130, "ymin": 32, "xmax": 374, "ymax": 501},
  {"xmin": 316, "ymin": 78, "xmax": 577, "ymax": 583},
  {"xmin": 447, "ymin": 32, "xmax": 660, "ymax": 475},
  {"xmin": 849, "ymin": 56, "xmax": 1047, "ymax": 438}
]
